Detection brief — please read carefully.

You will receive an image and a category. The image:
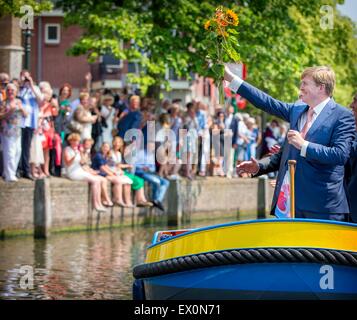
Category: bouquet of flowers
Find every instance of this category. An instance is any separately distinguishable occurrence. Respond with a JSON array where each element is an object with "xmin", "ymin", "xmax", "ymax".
[{"xmin": 203, "ymin": 6, "xmax": 240, "ymax": 105}]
